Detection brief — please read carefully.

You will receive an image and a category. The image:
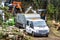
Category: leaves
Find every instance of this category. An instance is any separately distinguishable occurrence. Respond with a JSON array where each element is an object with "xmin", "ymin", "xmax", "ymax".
[
  {"xmin": 47, "ymin": 3, "xmax": 55, "ymax": 14},
  {"xmin": 33, "ymin": 0, "xmax": 47, "ymax": 9},
  {"xmin": 47, "ymin": 0, "xmax": 60, "ymax": 21},
  {"xmin": 0, "ymin": 6, "xmax": 9, "ymax": 11},
  {"xmin": 0, "ymin": 6, "xmax": 13, "ymax": 27}
]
